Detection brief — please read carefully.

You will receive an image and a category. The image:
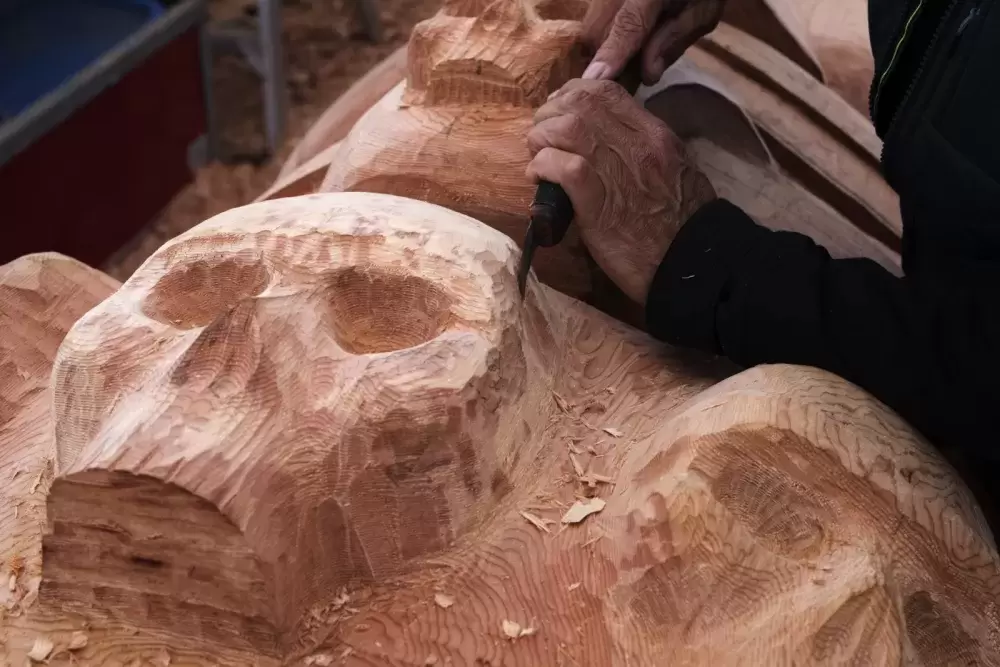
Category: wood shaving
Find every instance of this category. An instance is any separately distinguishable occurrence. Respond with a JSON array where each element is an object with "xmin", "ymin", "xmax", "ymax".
[
  {"xmin": 561, "ymin": 498, "xmax": 606, "ymax": 524},
  {"xmin": 605, "ymin": 386, "xmax": 616, "ymax": 394},
  {"xmin": 9, "ymin": 555, "xmax": 24, "ymax": 577},
  {"xmin": 7, "ymin": 574, "xmax": 14, "ymax": 592},
  {"xmin": 340, "ymin": 647, "xmax": 354, "ymax": 660},
  {"xmin": 569, "ymin": 453, "xmax": 585, "ymax": 478},
  {"xmin": 434, "ymin": 593, "xmax": 455, "ymax": 609},
  {"xmin": 305, "ymin": 654, "xmax": 334, "ymax": 666},
  {"xmin": 552, "ymin": 392, "xmax": 574, "ymax": 414},
  {"xmin": 67, "ymin": 631, "xmax": 88, "ymax": 650},
  {"xmin": 13, "ymin": 502, "xmax": 18, "ymax": 519},
  {"xmin": 424, "ymin": 656, "xmax": 438, "ymax": 665},
  {"xmin": 568, "ymin": 582, "xmax": 581, "ymax": 591},
  {"xmin": 30, "ymin": 470, "xmax": 44, "ymax": 494},
  {"xmin": 580, "ymin": 472, "xmax": 613, "ymax": 488},
  {"xmin": 501, "ymin": 619, "xmax": 536, "ymax": 640},
  {"xmin": 519, "ymin": 511, "xmax": 551, "ymax": 533},
  {"xmin": 567, "ymin": 441, "xmax": 583, "ymax": 455},
  {"xmin": 18, "ymin": 576, "xmax": 41, "ymax": 611},
  {"xmin": 602, "ymin": 427, "xmax": 624, "ymax": 438},
  {"xmin": 332, "ymin": 588, "xmax": 350, "ymax": 609},
  {"xmin": 27, "ymin": 637, "xmax": 53, "ymax": 661},
  {"xmin": 151, "ymin": 648, "xmax": 171, "ymax": 667}
]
